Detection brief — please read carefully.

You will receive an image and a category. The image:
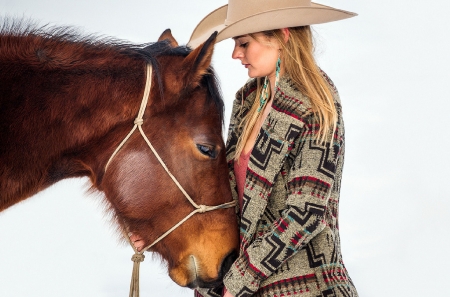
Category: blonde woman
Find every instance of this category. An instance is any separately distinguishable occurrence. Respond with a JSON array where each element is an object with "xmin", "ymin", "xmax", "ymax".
[{"xmin": 188, "ymin": 1, "xmax": 358, "ymax": 297}]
